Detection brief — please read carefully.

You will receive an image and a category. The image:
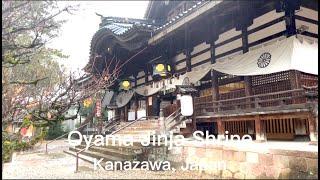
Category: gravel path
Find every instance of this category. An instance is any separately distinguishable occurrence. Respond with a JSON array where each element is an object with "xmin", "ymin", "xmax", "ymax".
[{"xmin": 2, "ymin": 140, "xmax": 215, "ymax": 179}]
